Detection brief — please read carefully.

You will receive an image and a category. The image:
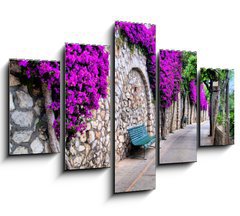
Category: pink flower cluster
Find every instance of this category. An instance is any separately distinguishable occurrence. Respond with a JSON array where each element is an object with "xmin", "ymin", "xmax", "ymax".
[
  {"xmin": 189, "ymin": 79, "xmax": 197, "ymax": 104},
  {"xmin": 18, "ymin": 59, "xmax": 60, "ymax": 137},
  {"xmin": 200, "ymin": 84, "xmax": 208, "ymax": 111},
  {"xmin": 159, "ymin": 50, "xmax": 182, "ymax": 108},
  {"xmin": 115, "ymin": 21, "xmax": 156, "ymax": 96},
  {"xmin": 65, "ymin": 43, "xmax": 109, "ymax": 137}
]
